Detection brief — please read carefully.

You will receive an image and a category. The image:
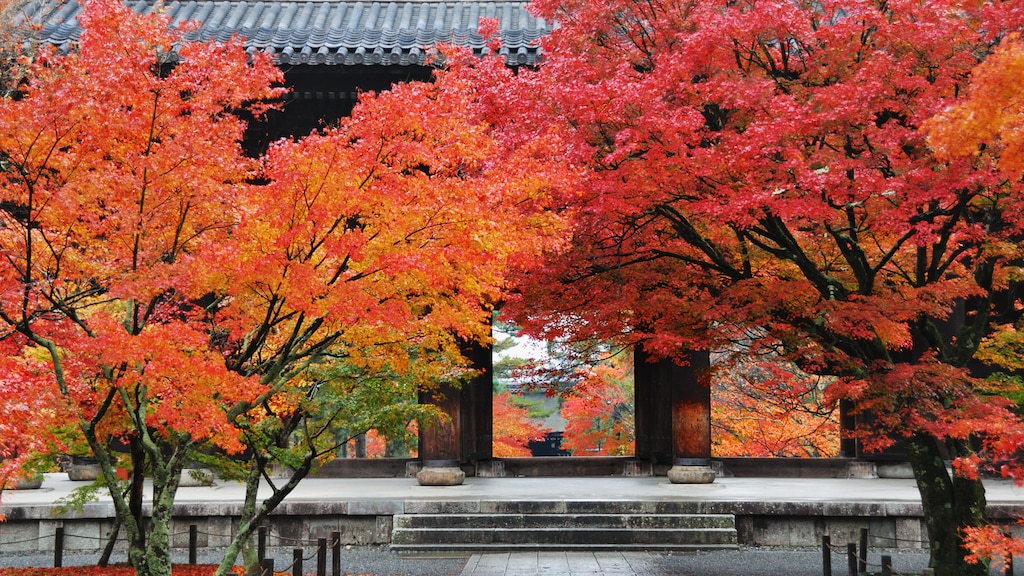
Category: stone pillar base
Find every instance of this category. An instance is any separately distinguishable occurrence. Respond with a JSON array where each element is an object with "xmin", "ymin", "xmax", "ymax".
[
  {"xmin": 667, "ymin": 459, "xmax": 716, "ymax": 484},
  {"xmin": 416, "ymin": 465, "xmax": 466, "ymax": 486}
]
